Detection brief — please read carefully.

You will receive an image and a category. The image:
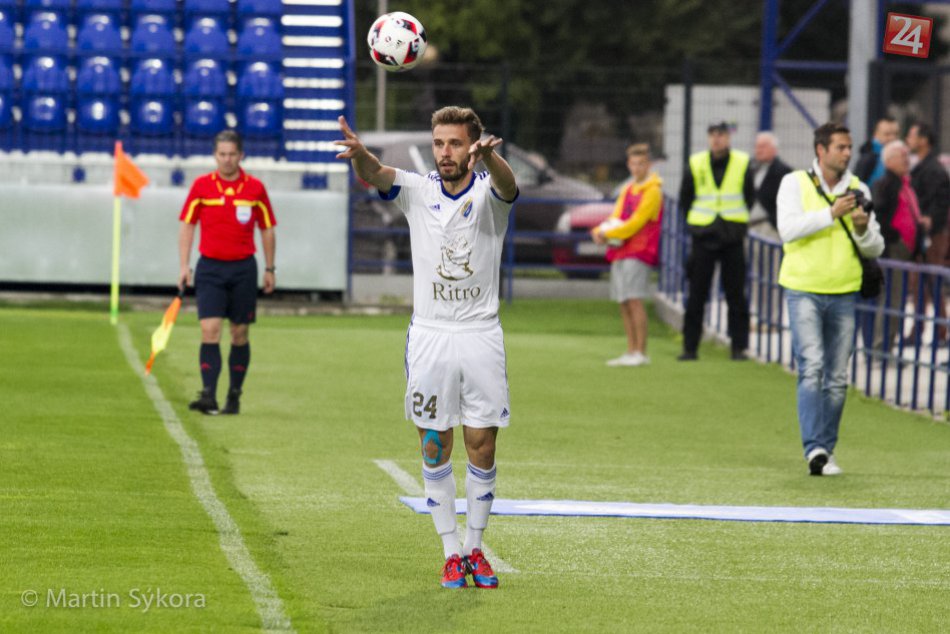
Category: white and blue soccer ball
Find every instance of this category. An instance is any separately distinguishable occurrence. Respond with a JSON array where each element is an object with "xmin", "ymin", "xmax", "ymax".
[{"xmin": 367, "ymin": 12, "xmax": 428, "ymax": 72}]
